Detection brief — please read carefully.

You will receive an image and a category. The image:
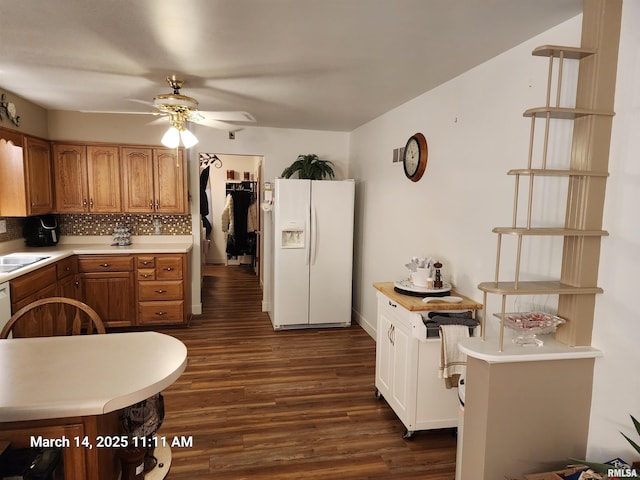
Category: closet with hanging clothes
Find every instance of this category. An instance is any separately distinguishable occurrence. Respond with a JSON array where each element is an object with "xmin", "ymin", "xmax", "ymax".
[{"xmin": 222, "ymin": 180, "xmax": 258, "ymax": 266}]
